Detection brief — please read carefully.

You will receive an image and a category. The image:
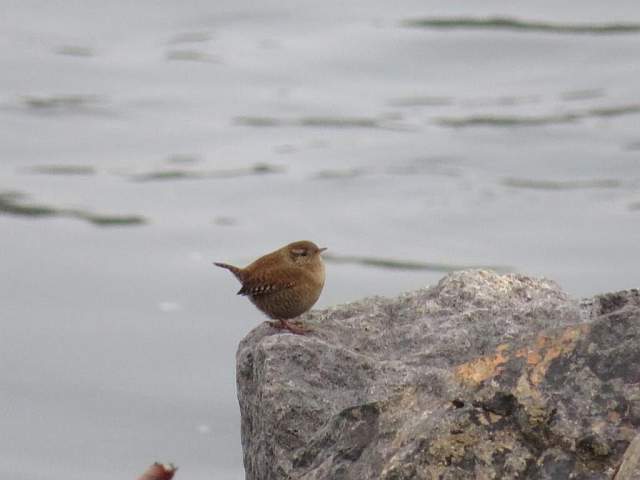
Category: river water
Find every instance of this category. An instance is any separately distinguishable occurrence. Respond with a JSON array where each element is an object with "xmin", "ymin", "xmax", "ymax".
[{"xmin": 1, "ymin": 1, "xmax": 639, "ymax": 478}]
